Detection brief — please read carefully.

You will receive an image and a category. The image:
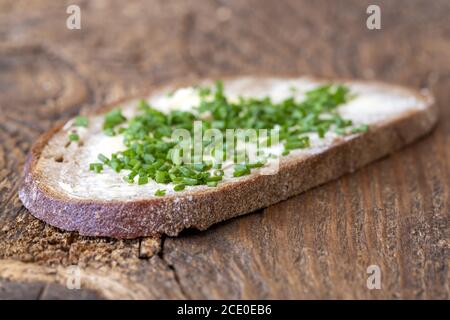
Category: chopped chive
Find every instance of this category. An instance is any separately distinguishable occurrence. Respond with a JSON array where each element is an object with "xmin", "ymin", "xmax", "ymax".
[
  {"xmin": 248, "ymin": 162, "xmax": 265, "ymax": 168},
  {"xmin": 284, "ymin": 136, "xmax": 310, "ymax": 150},
  {"xmin": 207, "ymin": 176, "xmax": 222, "ymax": 182},
  {"xmin": 155, "ymin": 171, "xmax": 169, "ymax": 183},
  {"xmin": 132, "ymin": 162, "xmax": 142, "ymax": 171},
  {"xmin": 351, "ymin": 124, "xmax": 369, "ymax": 133},
  {"xmin": 138, "ymin": 99, "xmax": 150, "ymax": 110},
  {"xmin": 174, "ymin": 184, "xmax": 186, "ymax": 192},
  {"xmin": 154, "ymin": 189, "xmax": 166, "ymax": 196},
  {"xmin": 68, "ymin": 133, "xmax": 79, "ymax": 141},
  {"xmin": 75, "ymin": 116, "xmax": 89, "ymax": 128},
  {"xmin": 123, "ymin": 176, "xmax": 134, "ymax": 183},
  {"xmin": 103, "ymin": 108, "xmax": 126, "ymax": 131},
  {"xmin": 181, "ymin": 177, "xmax": 198, "ymax": 185},
  {"xmin": 334, "ymin": 127, "xmax": 346, "ymax": 135},
  {"xmin": 110, "ymin": 160, "xmax": 122, "ymax": 172},
  {"xmin": 233, "ymin": 164, "xmax": 251, "ymax": 177},
  {"xmin": 138, "ymin": 175, "xmax": 148, "ymax": 185},
  {"xmin": 98, "ymin": 153, "xmax": 109, "ymax": 163},
  {"xmin": 89, "ymin": 163, "xmax": 103, "ymax": 173},
  {"xmin": 143, "ymin": 153, "xmax": 155, "ymax": 164},
  {"xmin": 127, "ymin": 171, "xmax": 138, "ymax": 182},
  {"xmin": 103, "ymin": 128, "xmax": 115, "ymax": 136},
  {"xmin": 207, "ymin": 181, "xmax": 218, "ymax": 187},
  {"xmin": 193, "ymin": 163, "xmax": 210, "ymax": 172}
]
